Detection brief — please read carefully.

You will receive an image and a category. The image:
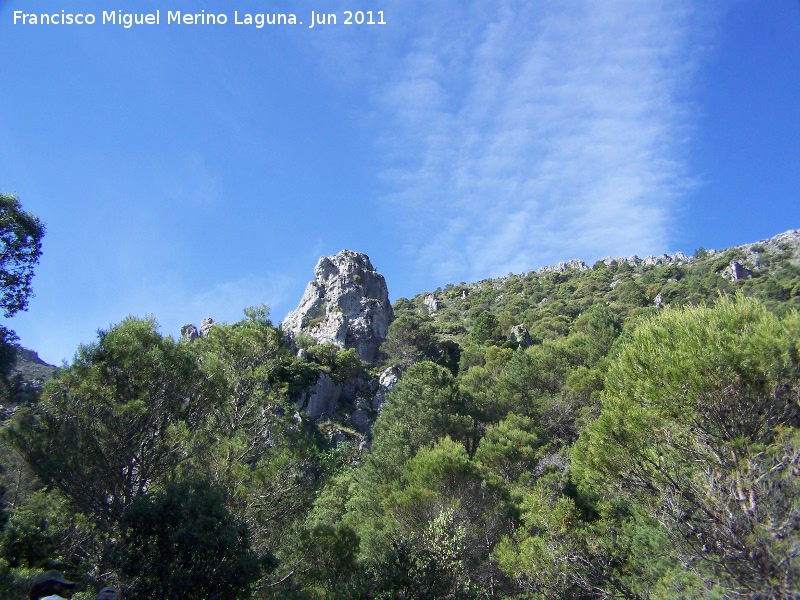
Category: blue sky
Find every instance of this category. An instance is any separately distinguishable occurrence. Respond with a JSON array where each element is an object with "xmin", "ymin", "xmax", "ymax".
[{"xmin": 1, "ymin": 0, "xmax": 798, "ymax": 364}]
